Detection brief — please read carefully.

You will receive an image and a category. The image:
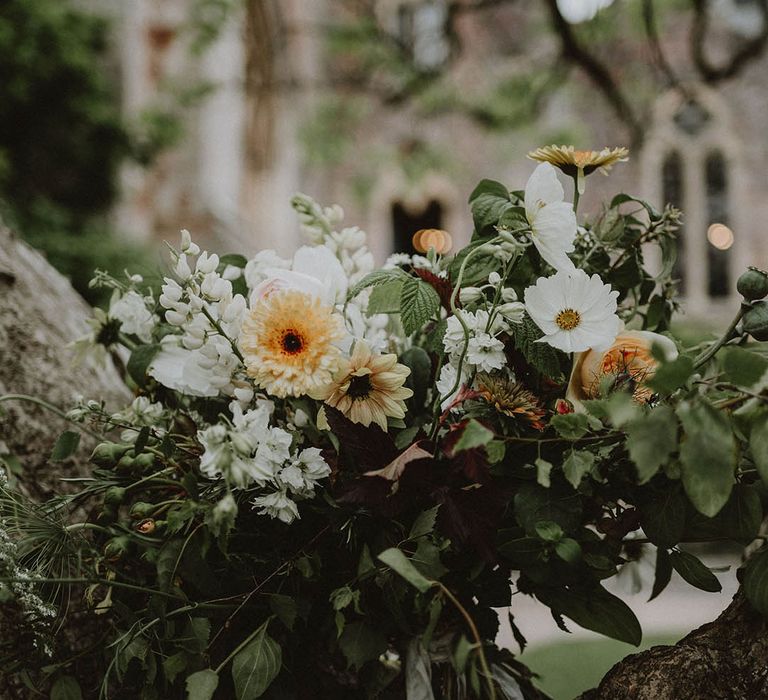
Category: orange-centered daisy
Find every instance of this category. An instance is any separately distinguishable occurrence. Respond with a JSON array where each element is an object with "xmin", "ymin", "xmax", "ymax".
[
  {"xmin": 311, "ymin": 341, "xmax": 413, "ymax": 431},
  {"xmin": 239, "ymin": 289, "xmax": 345, "ymax": 398}
]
